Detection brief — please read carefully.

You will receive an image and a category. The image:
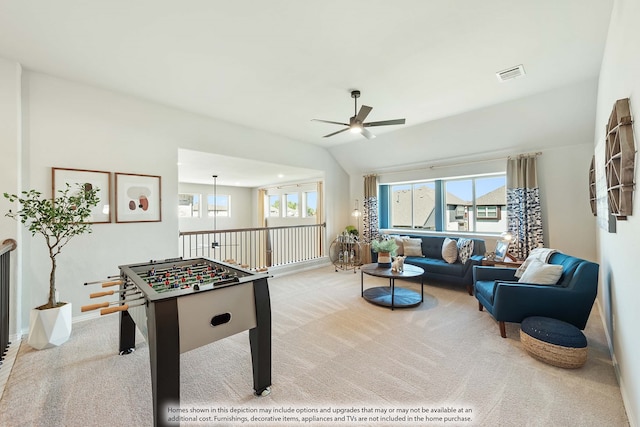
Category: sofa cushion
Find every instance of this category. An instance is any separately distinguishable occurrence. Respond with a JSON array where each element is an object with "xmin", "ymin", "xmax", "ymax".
[
  {"xmin": 456, "ymin": 238, "xmax": 474, "ymax": 264},
  {"xmin": 407, "ymin": 257, "xmax": 466, "ymax": 277},
  {"xmin": 403, "ymin": 238, "xmax": 424, "ymax": 257},
  {"xmin": 421, "ymin": 236, "xmax": 447, "ymax": 259},
  {"xmin": 442, "ymin": 238, "xmax": 458, "ymax": 264}
]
